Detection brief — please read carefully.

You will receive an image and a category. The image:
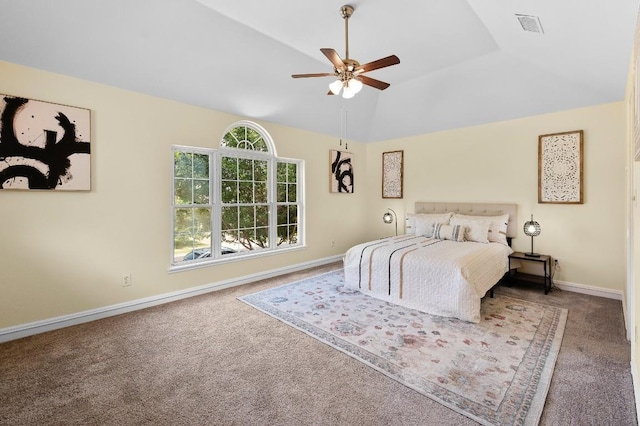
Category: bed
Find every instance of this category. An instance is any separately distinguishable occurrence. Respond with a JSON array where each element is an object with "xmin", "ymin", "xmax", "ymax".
[{"xmin": 343, "ymin": 202, "xmax": 517, "ymax": 323}]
